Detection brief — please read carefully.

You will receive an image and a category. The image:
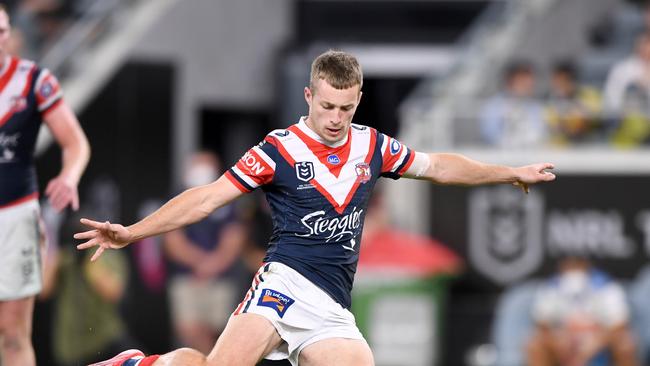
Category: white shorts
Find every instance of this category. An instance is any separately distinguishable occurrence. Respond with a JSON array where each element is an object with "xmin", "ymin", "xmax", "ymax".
[
  {"xmin": 233, "ymin": 262, "xmax": 365, "ymax": 366},
  {"xmin": 0, "ymin": 198, "xmax": 44, "ymax": 300}
]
